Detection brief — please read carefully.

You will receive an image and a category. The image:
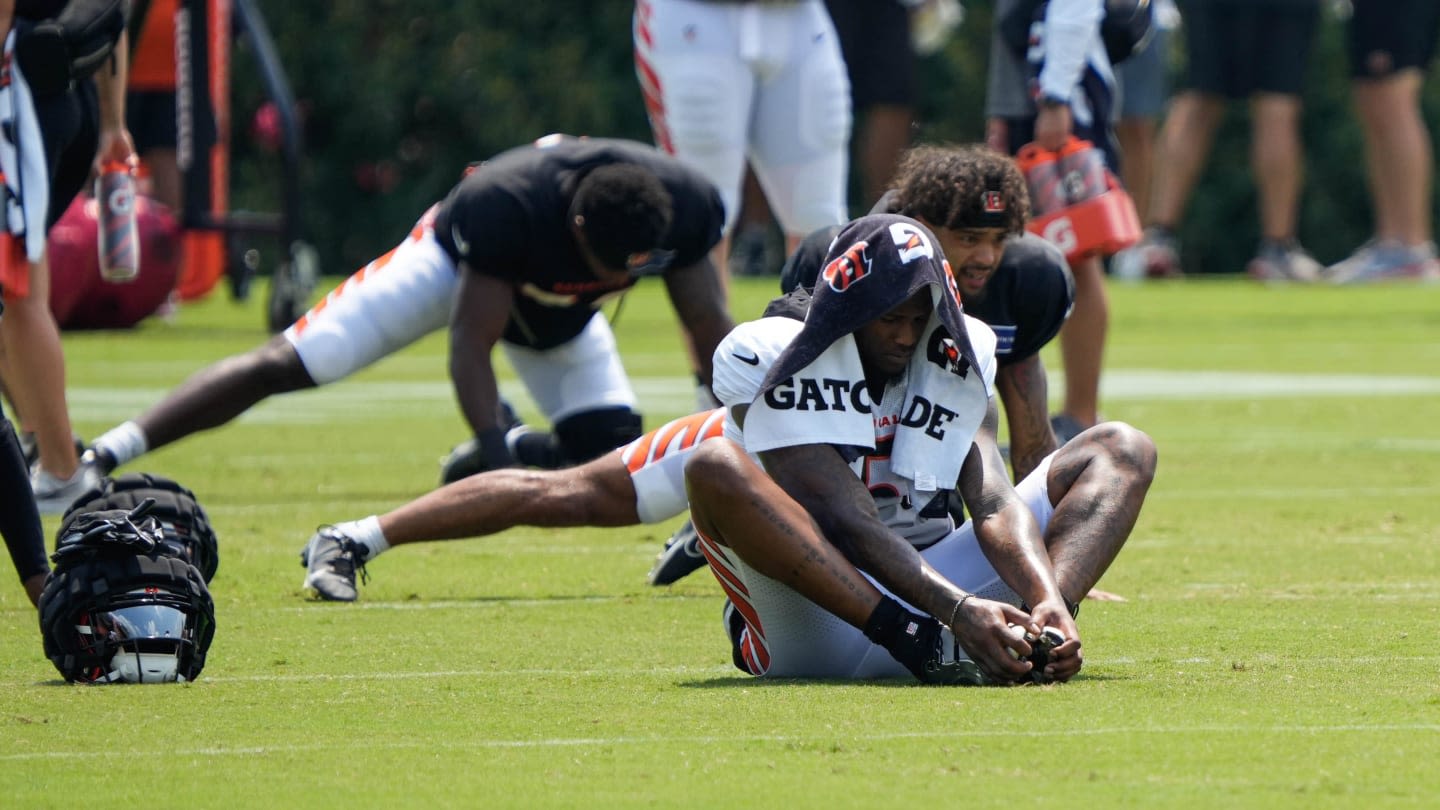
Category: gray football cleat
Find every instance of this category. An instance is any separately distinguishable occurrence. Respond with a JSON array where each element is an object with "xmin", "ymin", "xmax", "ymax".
[{"xmin": 300, "ymin": 525, "xmax": 369, "ymax": 602}]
